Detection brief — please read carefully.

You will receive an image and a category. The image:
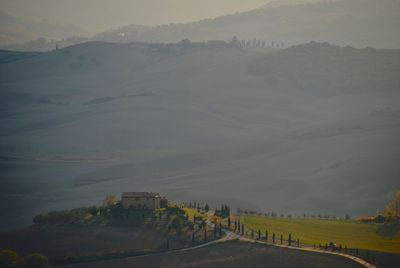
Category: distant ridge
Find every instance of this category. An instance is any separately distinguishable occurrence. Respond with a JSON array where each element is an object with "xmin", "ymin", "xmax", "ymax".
[
  {"xmin": 260, "ymin": 0, "xmax": 331, "ymax": 8},
  {"xmin": 2, "ymin": 0, "xmax": 399, "ymax": 51},
  {"xmin": 91, "ymin": 0, "xmax": 400, "ymax": 49}
]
